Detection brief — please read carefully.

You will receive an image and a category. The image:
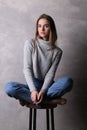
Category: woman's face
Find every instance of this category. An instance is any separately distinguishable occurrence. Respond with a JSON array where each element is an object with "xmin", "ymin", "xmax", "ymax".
[{"xmin": 37, "ymin": 18, "xmax": 51, "ymax": 41}]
